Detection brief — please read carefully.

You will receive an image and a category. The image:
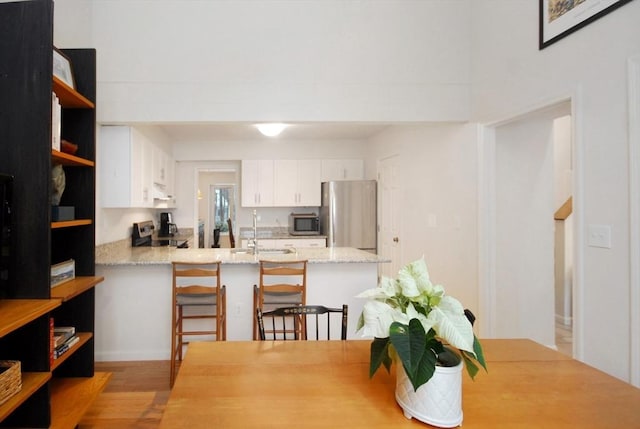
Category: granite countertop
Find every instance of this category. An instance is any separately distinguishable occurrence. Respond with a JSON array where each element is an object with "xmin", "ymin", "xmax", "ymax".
[
  {"xmin": 238, "ymin": 226, "xmax": 326, "ymax": 240},
  {"xmin": 96, "ymin": 240, "xmax": 388, "ymax": 266}
]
